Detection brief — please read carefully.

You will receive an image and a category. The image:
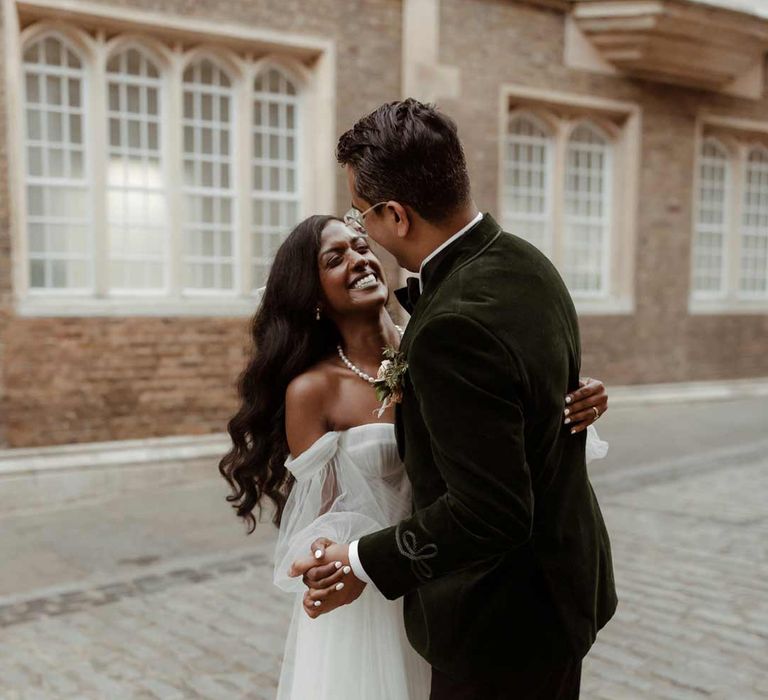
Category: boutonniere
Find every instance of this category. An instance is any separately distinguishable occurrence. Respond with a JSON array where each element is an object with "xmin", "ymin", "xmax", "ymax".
[{"xmin": 373, "ymin": 346, "xmax": 408, "ymax": 417}]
